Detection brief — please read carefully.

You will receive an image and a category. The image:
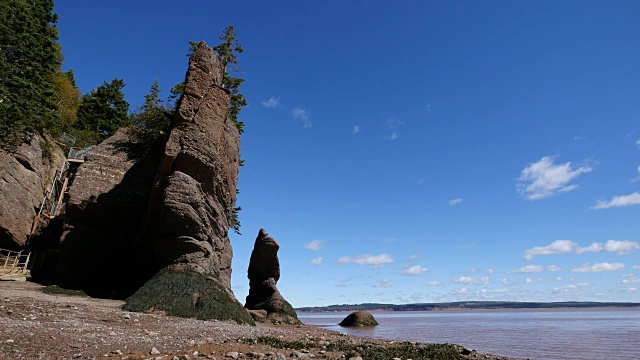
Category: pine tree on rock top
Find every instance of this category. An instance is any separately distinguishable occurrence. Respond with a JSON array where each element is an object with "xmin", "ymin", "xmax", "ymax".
[
  {"xmin": 74, "ymin": 79, "xmax": 130, "ymax": 142},
  {"xmin": 213, "ymin": 25, "xmax": 247, "ymax": 134}
]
